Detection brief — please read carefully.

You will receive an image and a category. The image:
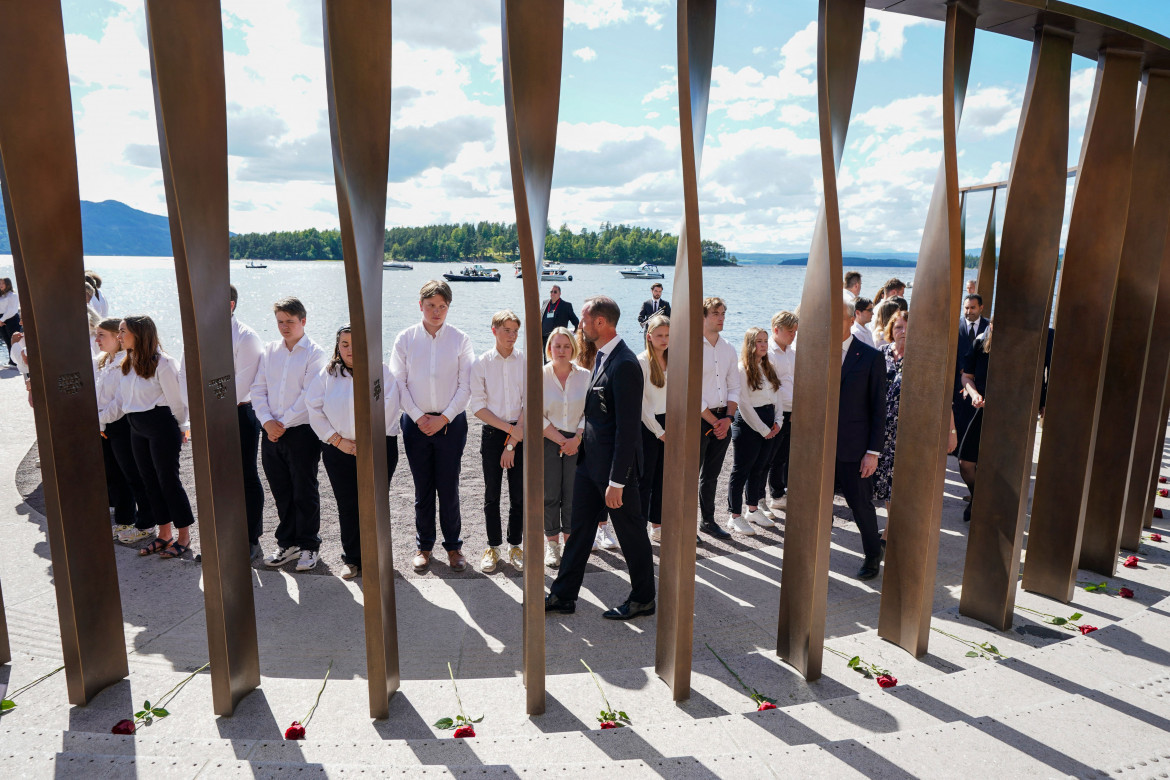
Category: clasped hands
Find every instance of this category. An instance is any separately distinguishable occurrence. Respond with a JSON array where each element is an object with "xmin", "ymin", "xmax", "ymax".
[
  {"xmin": 327, "ymin": 432, "xmax": 357, "ymax": 455},
  {"xmin": 417, "ymin": 413, "xmax": 450, "ymax": 436}
]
